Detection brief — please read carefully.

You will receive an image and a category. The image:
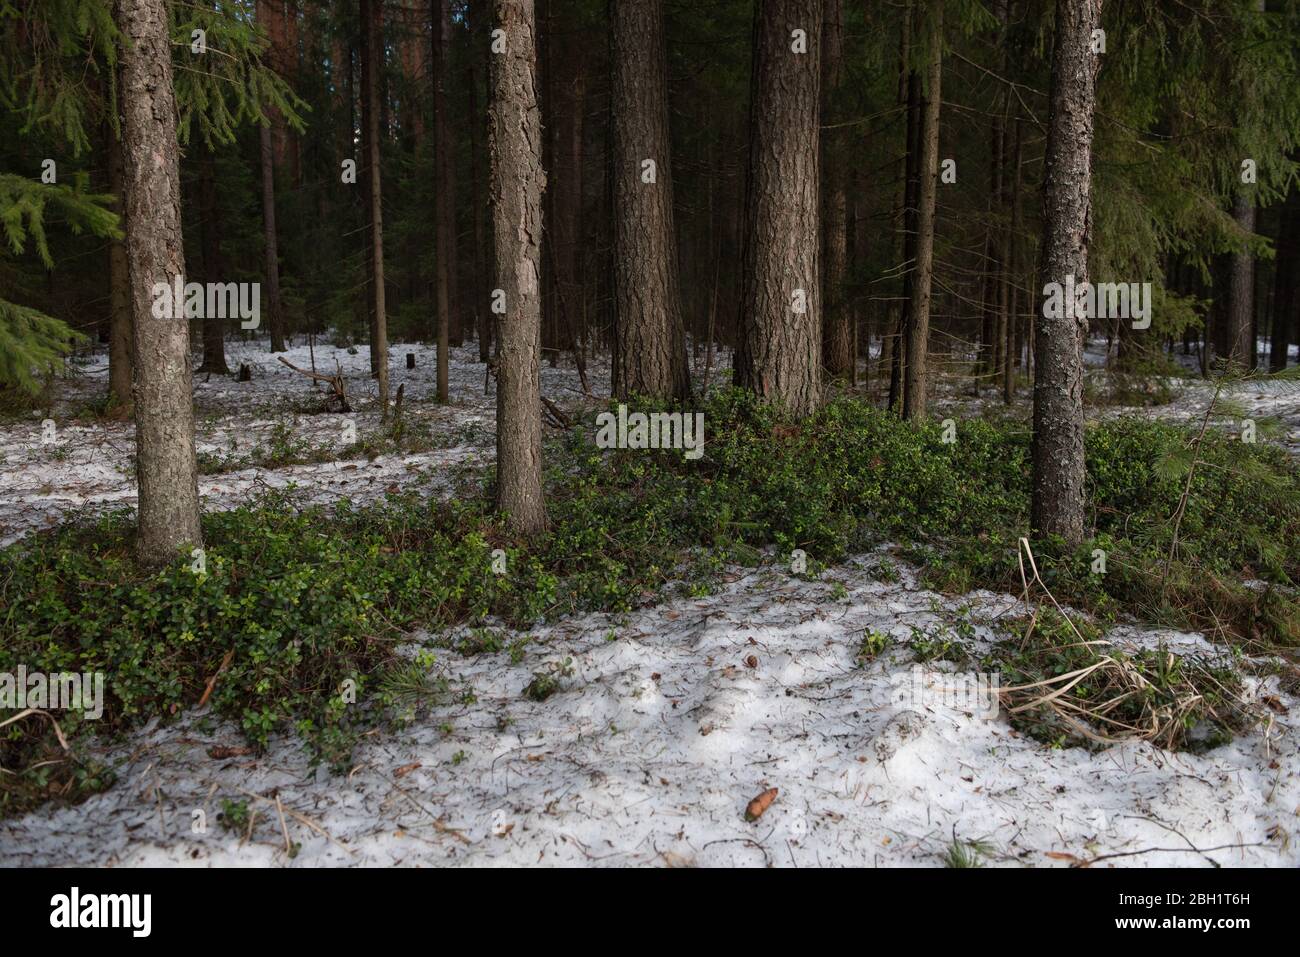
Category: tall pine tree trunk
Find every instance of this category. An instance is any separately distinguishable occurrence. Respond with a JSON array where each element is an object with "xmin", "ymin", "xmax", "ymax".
[
  {"xmin": 433, "ymin": 0, "xmax": 453, "ymax": 401},
  {"xmin": 198, "ymin": 143, "xmax": 230, "ymax": 374},
  {"xmin": 117, "ymin": 0, "xmax": 202, "ymax": 563},
  {"xmin": 988, "ymin": 0, "xmax": 1010, "ymax": 389},
  {"xmin": 467, "ymin": 0, "xmax": 493, "ymax": 362},
  {"xmin": 549, "ymin": 16, "xmax": 584, "ymax": 373},
  {"xmin": 396, "ymin": 3, "xmax": 425, "ymax": 312},
  {"xmin": 258, "ymin": 122, "xmax": 287, "ymax": 352},
  {"xmin": 1032, "ymin": 0, "xmax": 1102, "ymax": 546},
  {"xmin": 568, "ymin": 71, "xmax": 587, "ymax": 380},
  {"xmin": 490, "ymin": 0, "xmax": 546, "ymax": 534},
  {"xmin": 1226, "ymin": 0, "xmax": 1266, "ymax": 371},
  {"xmin": 1013, "ymin": 112, "xmax": 1030, "ymax": 382},
  {"xmin": 853, "ymin": 181, "xmax": 869, "ymax": 389},
  {"xmin": 1003, "ymin": 112, "xmax": 1023, "ymax": 404},
  {"xmin": 362, "ymin": 0, "xmax": 390, "ymax": 416},
  {"xmin": 256, "ymin": 0, "xmax": 287, "ymax": 352},
  {"xmin": 610, "ymin": 0, "xmax": 691, "ymax": 401},
  {"xmin": 978, "ymin": 41, "xmax": 1006, "ymax": 389},
  {"xmin": 1227, "ymin": 193, "xmax": 1257, "ymax": 370},
  {"xmin": 444, "ymin": 104, "xmax": 462, "ymax": 347},
  {"xmin": 889, "ymin": 7, "xmax": 918, "ymax": 412},
  {"xmin": 734, "ymin": 0, "xmax": 823, "ymax": 416},
  {"xmin": 260, "ymin": 0, "xmax": 292, "ymax": 170},
  {"xmin": 1270, "ymin": 182, "xmax": 1300, "ymax": 371},
  {"xmin": 820, "ymin": 0, "xmax": 851, "ymax": 380},
  {"xmin": 901, "ymin": 0, "xmax": 942, "ymax": 421},
  {"xmin": 106, "ymin": 120, "xmax": 133, "ymax": 412}
]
